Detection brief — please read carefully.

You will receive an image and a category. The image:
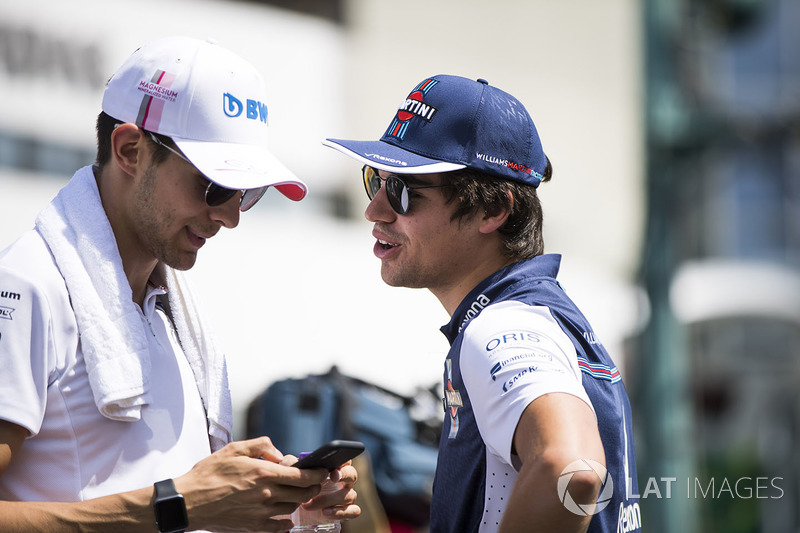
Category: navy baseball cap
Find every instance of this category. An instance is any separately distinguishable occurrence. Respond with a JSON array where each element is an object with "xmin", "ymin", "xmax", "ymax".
[{"xmin": 323, "ymin": 74, "xmax": 548, "ymax": 187}]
